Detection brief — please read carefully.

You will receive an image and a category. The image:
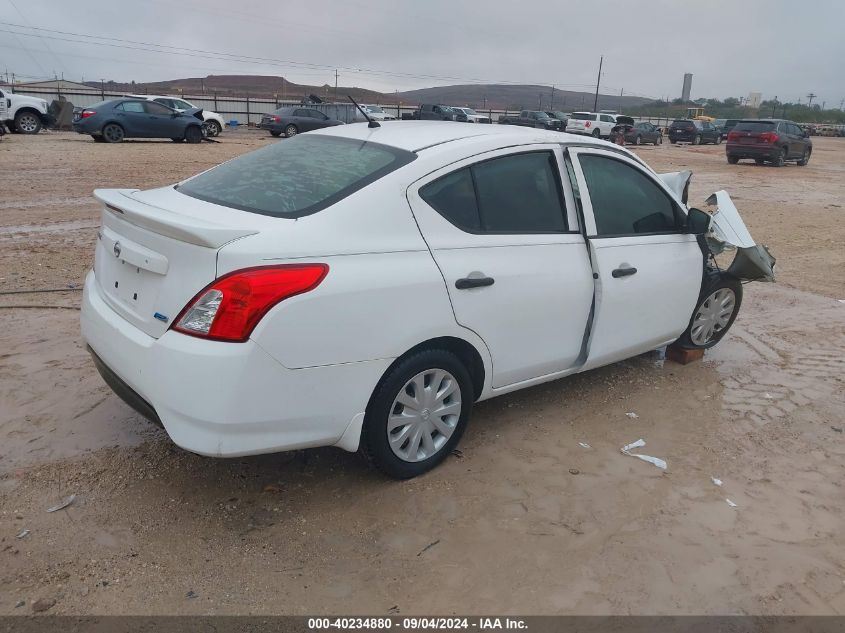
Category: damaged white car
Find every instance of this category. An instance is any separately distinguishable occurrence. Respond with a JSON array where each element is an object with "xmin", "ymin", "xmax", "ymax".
[{"xmin": 80, "ymin": 123, "xmax": 774, "ymax": 478}]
